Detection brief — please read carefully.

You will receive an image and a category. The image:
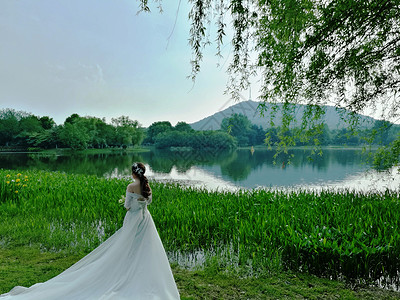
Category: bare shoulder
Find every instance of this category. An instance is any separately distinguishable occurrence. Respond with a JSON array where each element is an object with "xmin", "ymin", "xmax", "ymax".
[{"xmin": 126, "ymin": 181, "xmax": 140, "ymax": 194}]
